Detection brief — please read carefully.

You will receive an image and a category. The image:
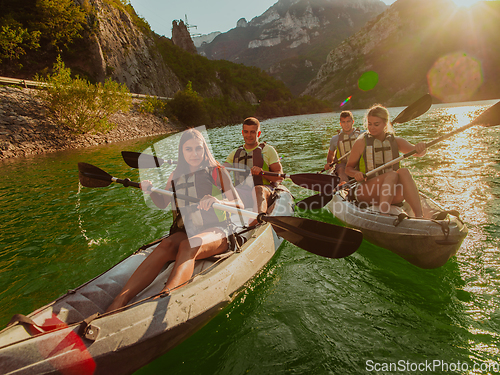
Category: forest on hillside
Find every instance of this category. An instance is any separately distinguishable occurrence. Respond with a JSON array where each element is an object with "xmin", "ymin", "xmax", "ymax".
[{"xmin": 0, "ymin": 0, "xmax": 332, "ymax": 129}]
